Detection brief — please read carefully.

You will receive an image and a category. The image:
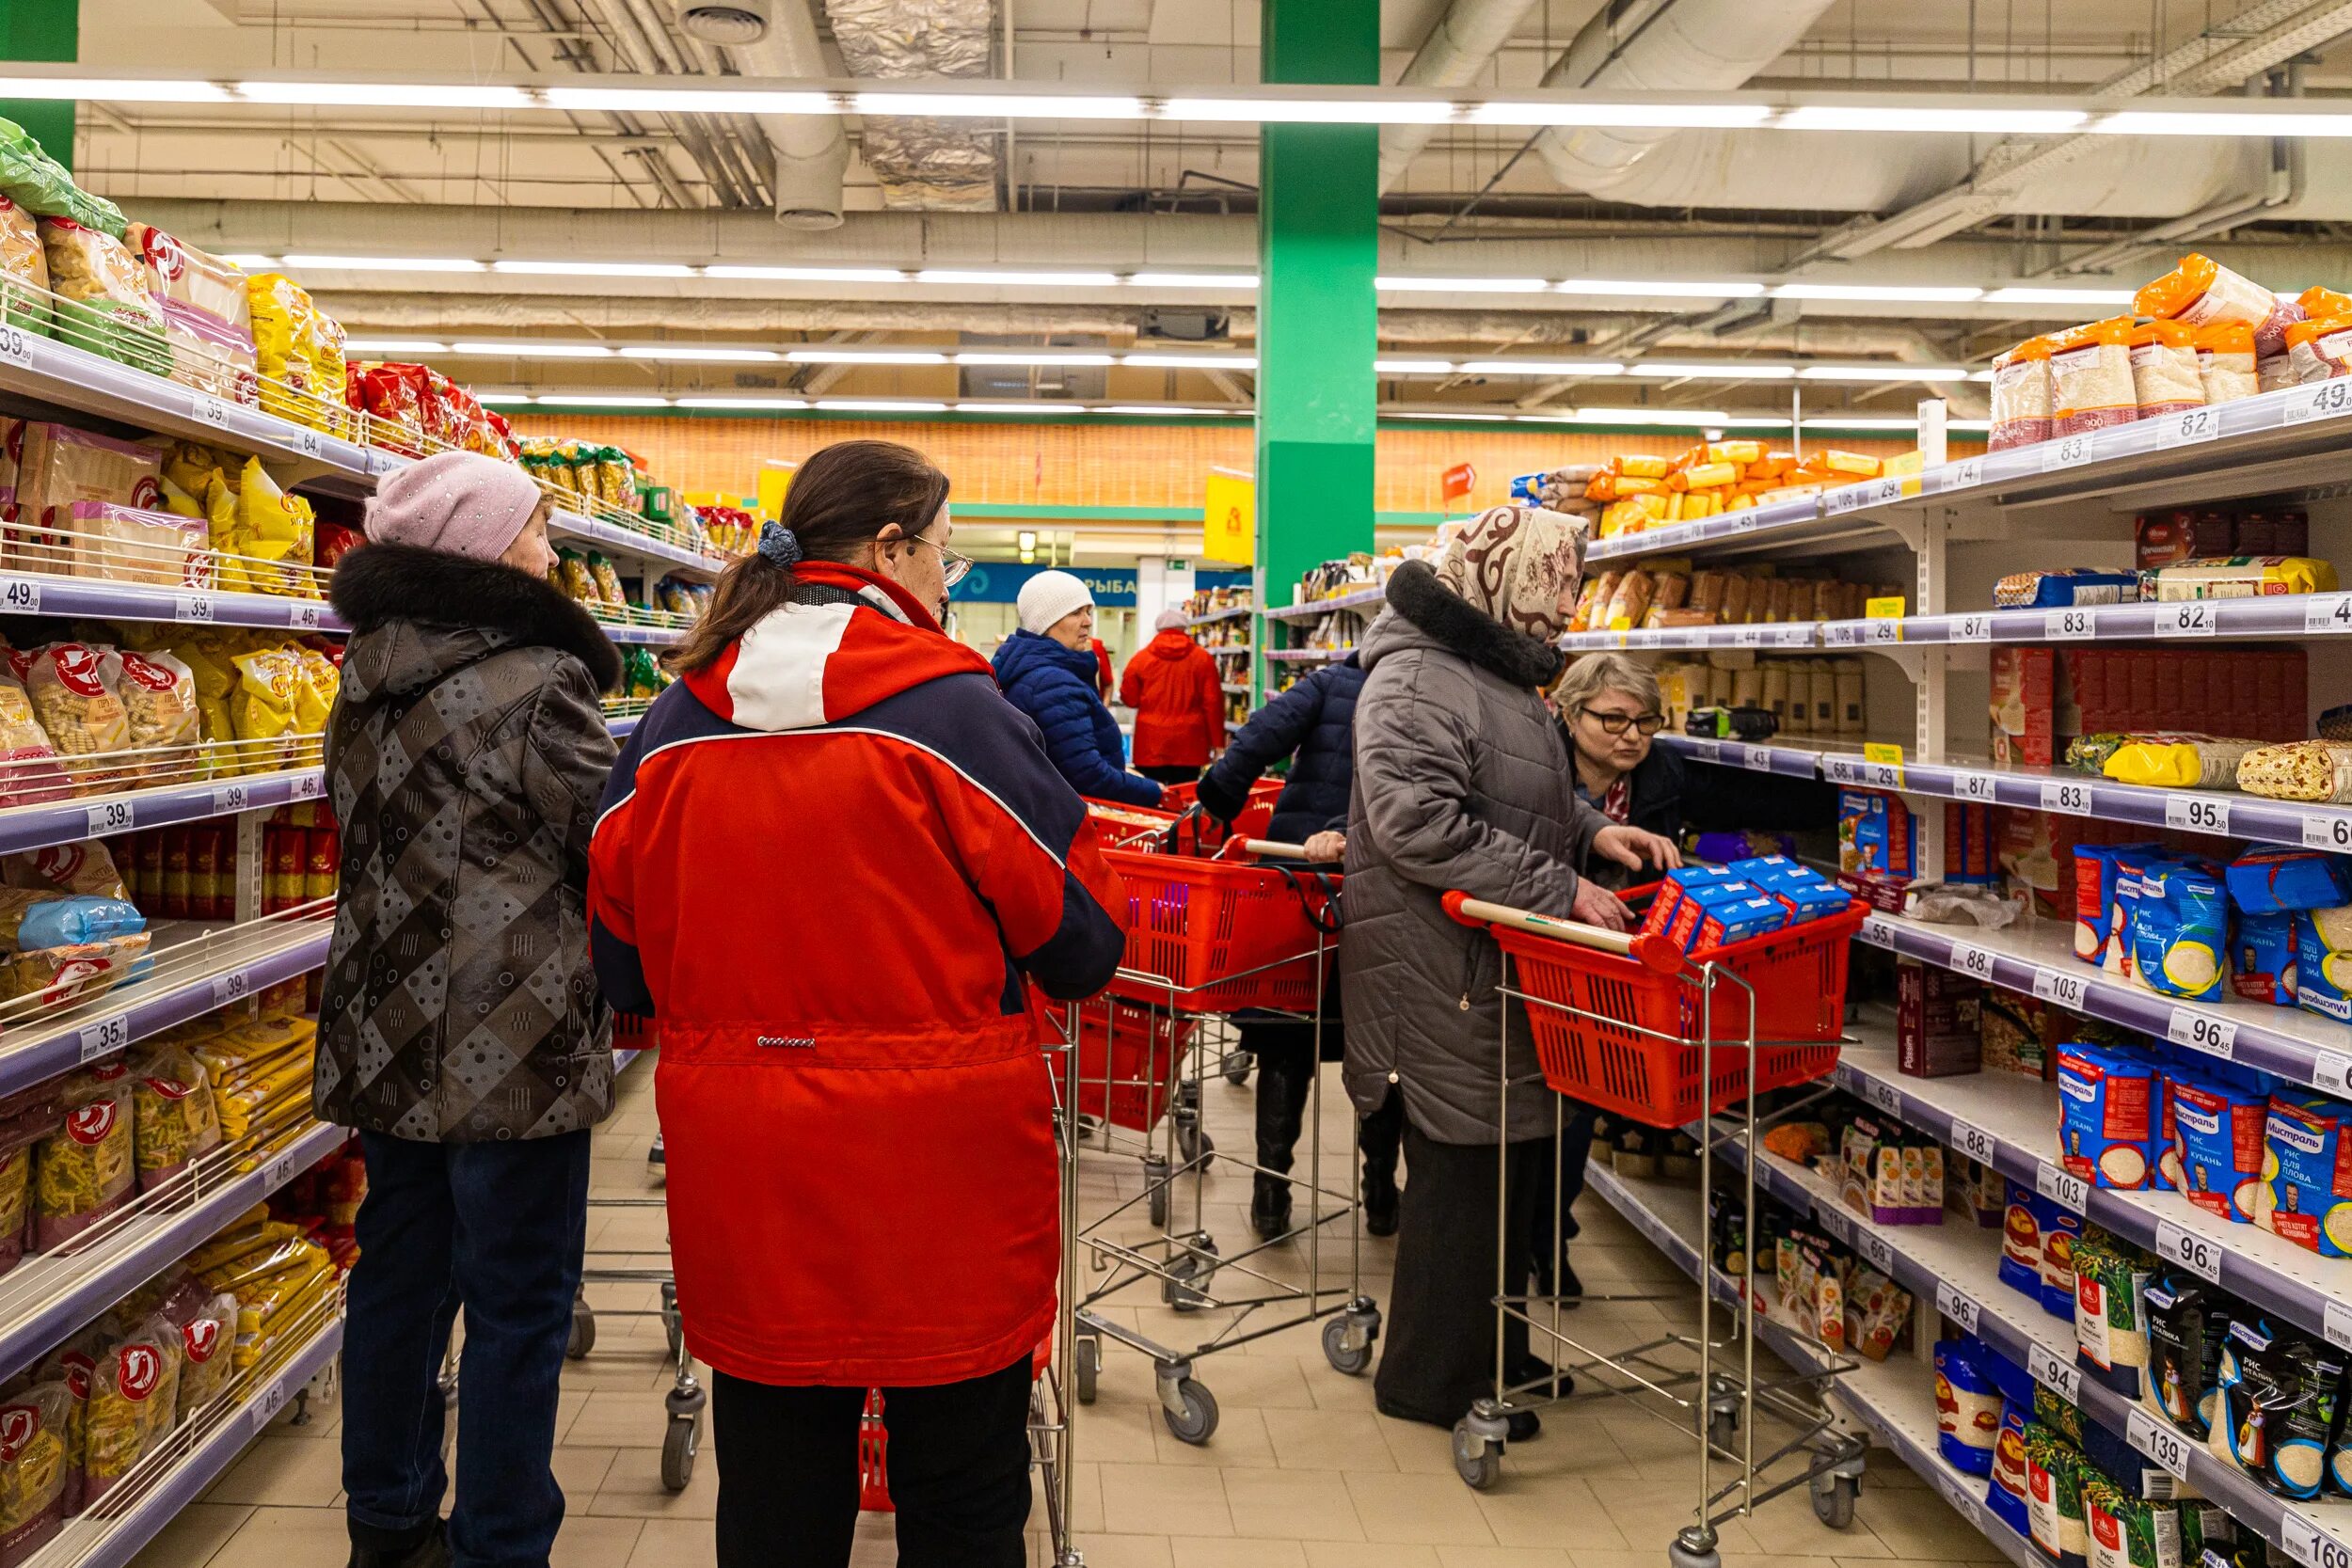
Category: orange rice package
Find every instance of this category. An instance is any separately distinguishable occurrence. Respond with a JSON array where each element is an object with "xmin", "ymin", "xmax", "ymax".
[
  {"xmin": 2127, "ymin": 320, "xmax": 2202, "ymax": 419},
  {"xmin": 2048, "ymin": 319, "xmax": 2139, "ymax": 437},
  {"xmin": 2193, "ymin": 322, "xmax": 2259, "ymax": 404},
  {"xmin": 2135, "ymin": 253, "xmax": 2304, "ymax": 357},
  {"xmin": 1988, "ymin": 337, "xmax": 2056, "ymax": 450}
]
